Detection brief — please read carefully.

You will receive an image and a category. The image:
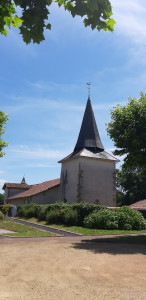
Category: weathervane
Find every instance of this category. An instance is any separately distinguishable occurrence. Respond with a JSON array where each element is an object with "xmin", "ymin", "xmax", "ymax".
[{"xmin": 87, "ymin": 82, "xmax": 91, "ymax": 98}]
